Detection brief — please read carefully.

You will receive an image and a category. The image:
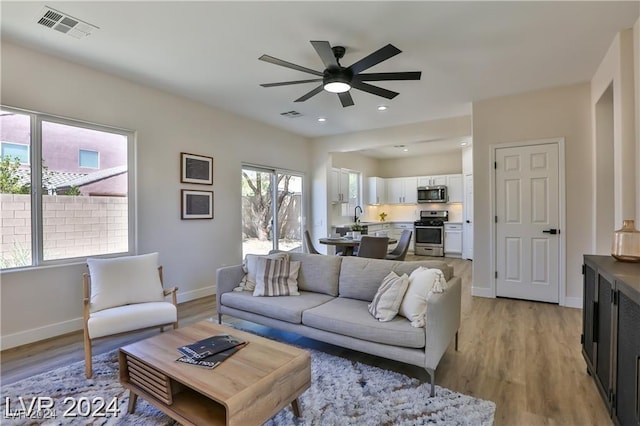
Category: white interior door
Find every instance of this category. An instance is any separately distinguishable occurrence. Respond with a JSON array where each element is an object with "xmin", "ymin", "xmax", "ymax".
[{"xmin": 495, "ymin": 143, "xmax": 560, "ymax": 303}]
